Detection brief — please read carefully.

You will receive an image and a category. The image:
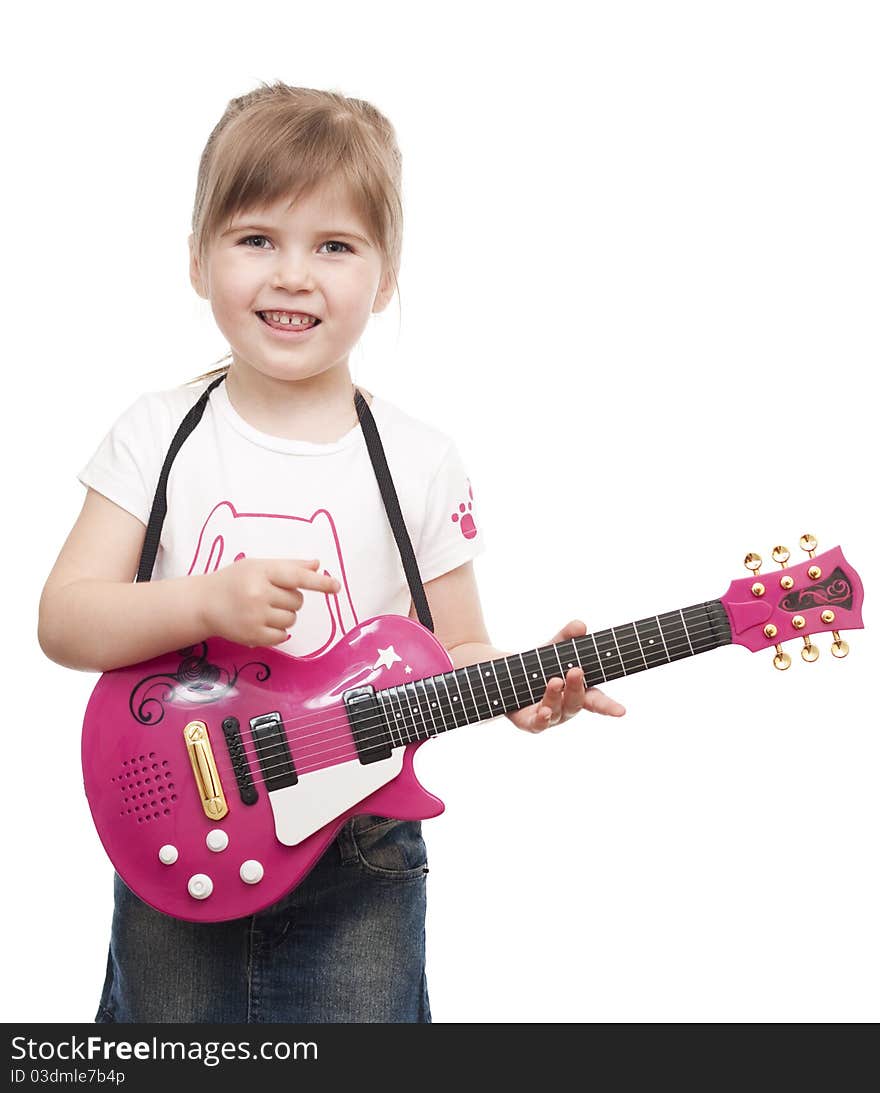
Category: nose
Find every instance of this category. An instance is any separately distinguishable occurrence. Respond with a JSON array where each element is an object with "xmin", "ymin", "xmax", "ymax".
[{"xmin": 270, "ymin": 247, "xmax": 316, "ymax": 293}]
